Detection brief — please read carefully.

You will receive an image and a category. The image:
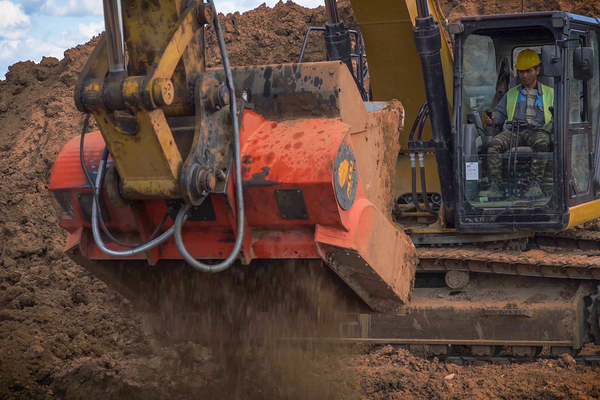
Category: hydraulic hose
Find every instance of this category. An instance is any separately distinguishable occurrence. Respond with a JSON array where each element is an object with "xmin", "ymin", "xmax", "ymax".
[
  {"xmin": 409, "ymin": 101, "xmax": 428, "ymax": 141},
  {"xmin": 91, "ymin": 149, "xmax": 179, "ymax": 257},
  {"xmin": 418, "ymin": 152, "xmax": 436, "ymax": 215},
  {"xmin": 410, "ymin": 152, "xmax": 425, "ymax": 212},
  {"xmin": 80, "ymin": 115, "xmax": 169, "ymax": 249},
  {"xmin": 172, "ymin": 0, "xmax": 246, "ymax": 273},
  {"xmin": 416, "ymin": 109, "xmax": 435, "ymax": 214}
]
